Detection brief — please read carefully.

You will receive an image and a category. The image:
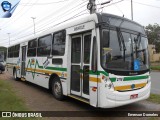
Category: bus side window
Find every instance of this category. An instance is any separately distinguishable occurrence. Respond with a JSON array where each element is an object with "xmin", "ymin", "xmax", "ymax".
[
  {"xmin": 27, "ymin": 39, "xmax": 37, "ymax": 57},
  {"xmin": 92, "ymin": 36, "xmax": 97, "ymax": 72},
  {"xmin": 14, "ymin": 44, "xmax": 20, "ymax": 57},
  {"xmin": 52, "ymin": 30, "xmax": 66, "ymax": 56},
  {"xmin": 37, "ymin": 35, "xmax": 52, "ymax": 56}
]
